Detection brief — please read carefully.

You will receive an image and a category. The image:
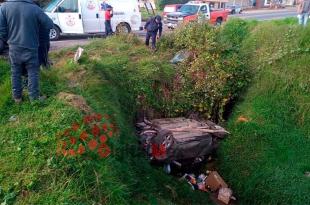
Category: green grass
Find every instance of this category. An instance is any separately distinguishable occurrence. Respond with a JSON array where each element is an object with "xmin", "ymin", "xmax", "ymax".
[
  {"xmin": 0, "ymin": 37, "xmax": 210, "ymax": 204},
  {"xmin": 218, "ymin": 22, "xmax": 310, "ymax": 205}
]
